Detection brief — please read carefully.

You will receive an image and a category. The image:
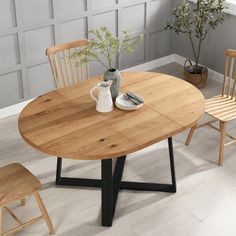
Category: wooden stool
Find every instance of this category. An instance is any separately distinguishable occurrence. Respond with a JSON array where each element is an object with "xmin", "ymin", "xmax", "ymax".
[{"xmin": 0, "ymin": 163, "xmax": 55, "ymax": 235}]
